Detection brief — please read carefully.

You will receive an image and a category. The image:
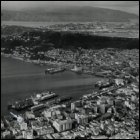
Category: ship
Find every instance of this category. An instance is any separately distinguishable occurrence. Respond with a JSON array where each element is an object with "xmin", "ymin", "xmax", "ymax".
[
  {"xmin": 36, "ymin": 91, "xmax": 58, "ymax": 101},
  {"xmin": 40, "ymin": 92, "xmax": 58, "ymax": 101},
  {"xmin": 7, "ymin": 91, "xmax": 58, "ymax": 111},
  {"xmin": 45, "ymin": 67, "xmax": 65, "ymax": 74},
  {"xmin": 94, "ymin": 73, "xmax": 106, "ymax": 77},
  {"xmin": 8, "ymin": 98, "xmax": 34, "ymax": 111}
]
